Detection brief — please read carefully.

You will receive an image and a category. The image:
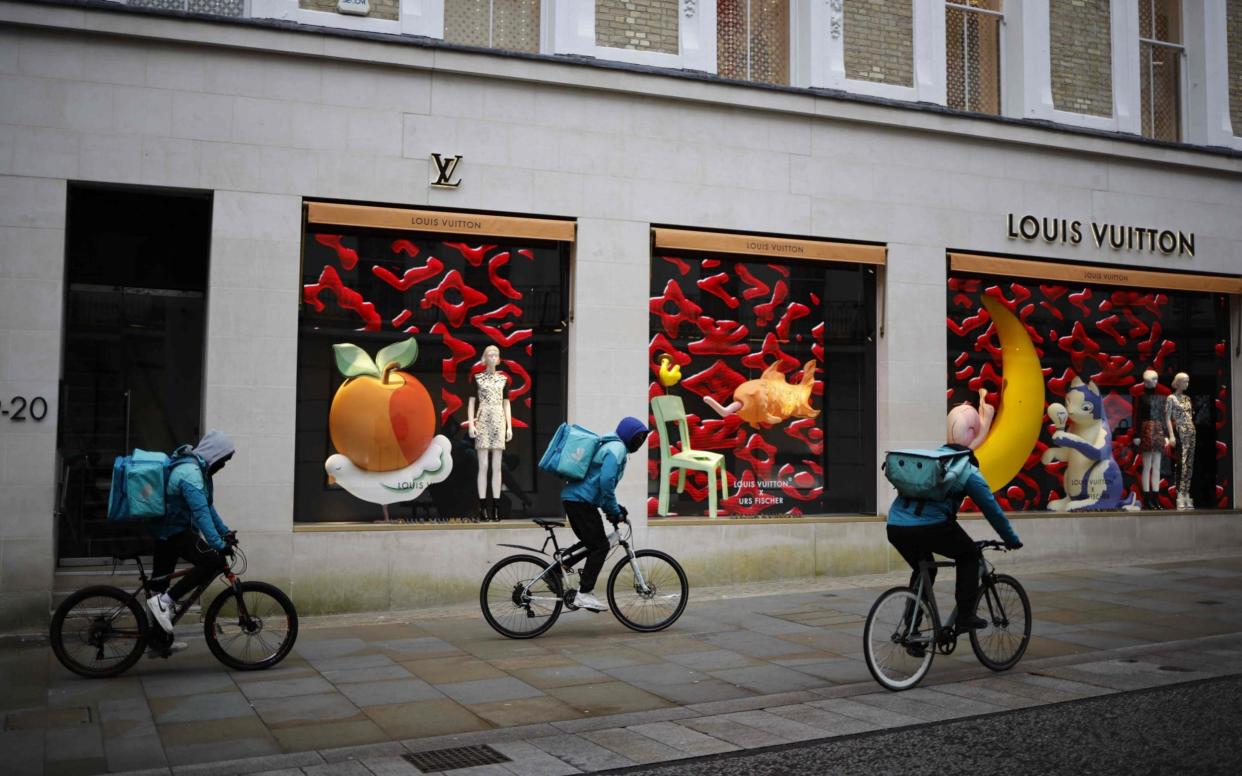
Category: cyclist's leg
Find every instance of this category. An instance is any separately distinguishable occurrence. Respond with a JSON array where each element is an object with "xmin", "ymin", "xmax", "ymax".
[
  {"xmin": 886, "ymin": 524, "xmax": 936, "ymax": 589},
  {"xmin": 150, "ymin": 537, "xmax": 180, "ymax": 595},
  {"xmin": 167, "ymin": 533, "xmax": 227, "ymax": 601},
  {"xmin": 563, "ymin": 501, "xmax": 608, "ymax": 593},
  {"xmin": 921, "ymin": 522, "xmax": 981, "ymax": 617}
]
